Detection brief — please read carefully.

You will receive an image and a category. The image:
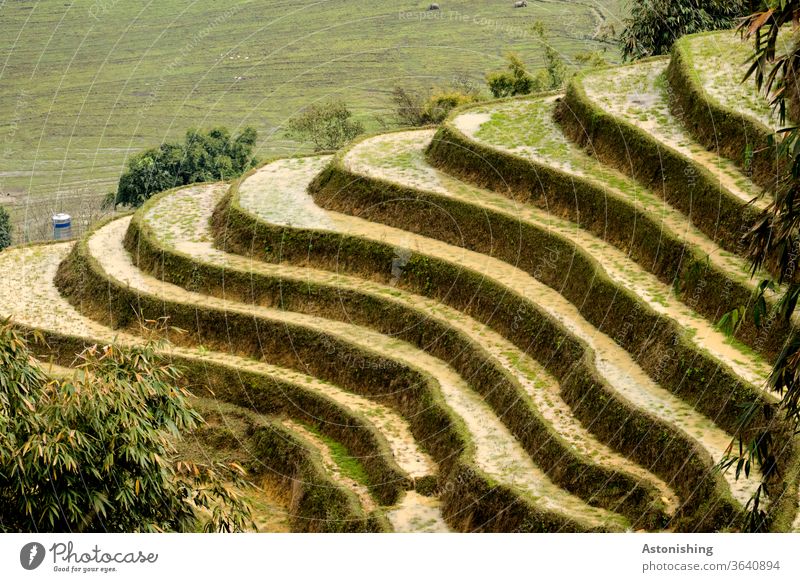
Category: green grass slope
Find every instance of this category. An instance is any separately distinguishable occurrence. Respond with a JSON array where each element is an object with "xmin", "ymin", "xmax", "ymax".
[{"xmin": 0, "ymin": 0, "xmax": 622, "ymax": 225}]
